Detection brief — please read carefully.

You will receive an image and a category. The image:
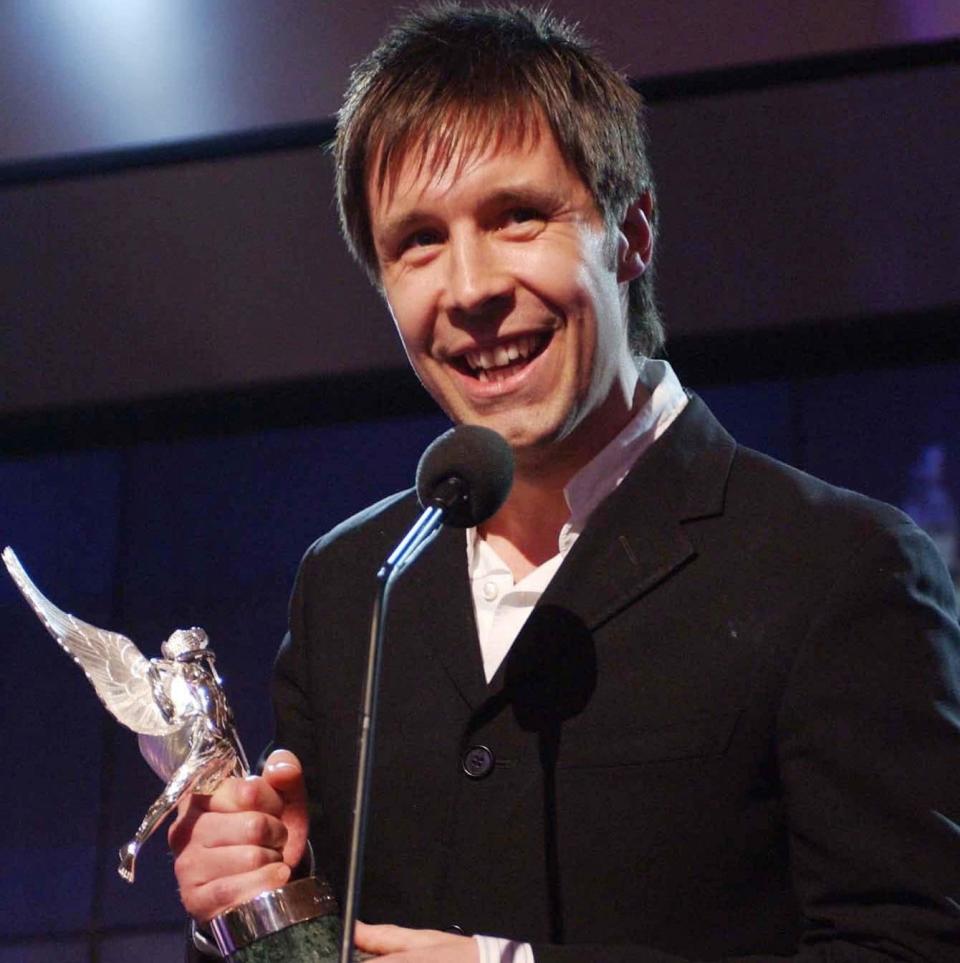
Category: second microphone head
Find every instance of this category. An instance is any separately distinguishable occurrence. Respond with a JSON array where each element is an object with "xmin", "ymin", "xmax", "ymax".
[{"xmin": 415, "ymin": 425, "xmax": 514, "ymax": 529}]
